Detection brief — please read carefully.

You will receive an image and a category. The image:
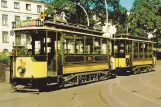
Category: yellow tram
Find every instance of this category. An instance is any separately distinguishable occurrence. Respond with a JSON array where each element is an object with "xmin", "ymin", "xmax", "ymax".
[
  {"xmin": 10, "ymin": 19, "xmax": 115, "ymax": 90},
  {"xmin": 112, "ymin": 34, "xmax": 157, "ymax": 74},
  {"xmin": 10, "ymin": 19, "xmax": 157, "ymax": 91}
]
